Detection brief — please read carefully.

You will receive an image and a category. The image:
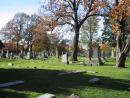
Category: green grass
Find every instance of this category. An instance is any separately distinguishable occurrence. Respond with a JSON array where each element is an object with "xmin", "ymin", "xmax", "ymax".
[{"xmin": 0, "ymin": 57, "xmax": 130, "ymax": 98}]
